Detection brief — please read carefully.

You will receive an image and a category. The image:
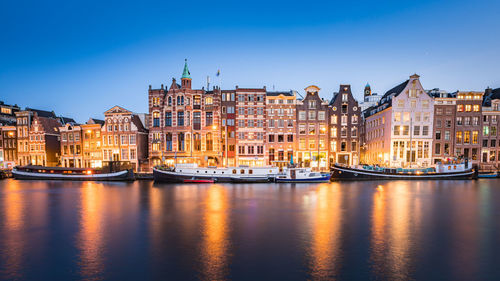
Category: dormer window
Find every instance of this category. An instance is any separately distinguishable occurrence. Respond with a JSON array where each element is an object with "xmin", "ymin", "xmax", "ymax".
[{"xmin": 309, "ymin": 100, "xmax": 316, "ymax": 109}]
